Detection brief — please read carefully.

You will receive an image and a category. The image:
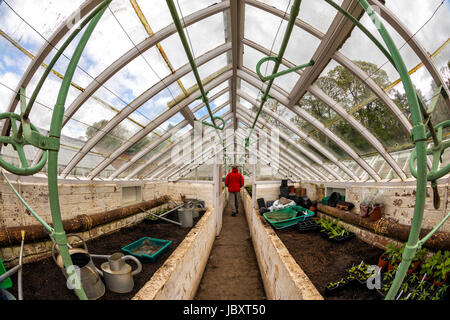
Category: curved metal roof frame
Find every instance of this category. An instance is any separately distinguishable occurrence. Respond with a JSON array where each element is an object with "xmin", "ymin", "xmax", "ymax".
[
  {"xmin": 123, "ymin": 99, "xmax": 231, "ymax": 179},
  {"xmin": 2, "ymin": 0, "xmax": 448, "ymax": 183}
]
